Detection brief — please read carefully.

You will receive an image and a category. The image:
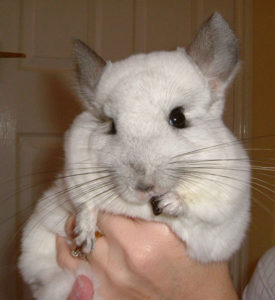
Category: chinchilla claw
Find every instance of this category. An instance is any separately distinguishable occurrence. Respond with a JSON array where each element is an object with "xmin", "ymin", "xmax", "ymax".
[{"xmin": 150, "ymin": 197, "xmax": 163, "ymax": 216}]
